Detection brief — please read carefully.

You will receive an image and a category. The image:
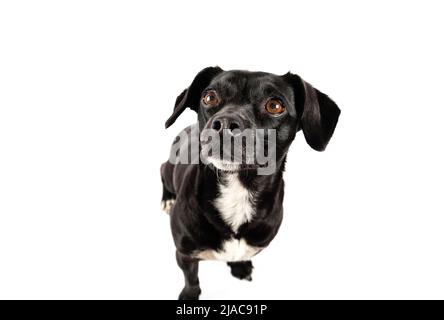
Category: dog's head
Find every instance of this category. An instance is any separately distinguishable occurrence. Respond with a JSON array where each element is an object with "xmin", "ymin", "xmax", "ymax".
[{"xmin": 165, "ymin": 67, "xmax": 340, "ymax": 174}]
